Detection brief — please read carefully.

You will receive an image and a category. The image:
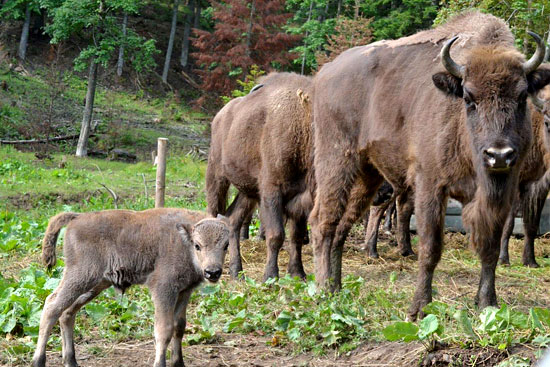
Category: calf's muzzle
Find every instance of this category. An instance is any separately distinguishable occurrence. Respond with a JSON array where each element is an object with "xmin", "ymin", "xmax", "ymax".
[{"xmin": 483, "ymin": 146, "xmax": 517, "ymax": 171}]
